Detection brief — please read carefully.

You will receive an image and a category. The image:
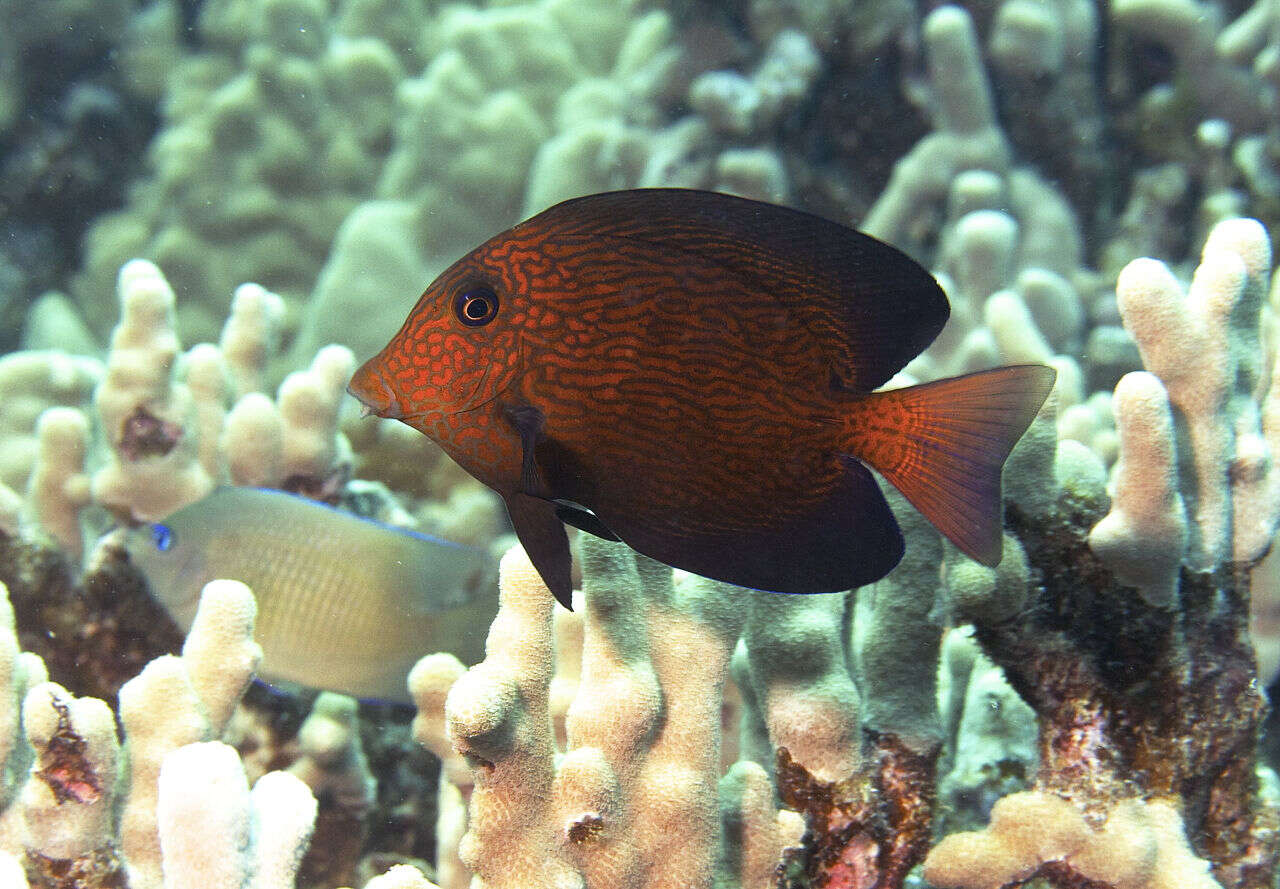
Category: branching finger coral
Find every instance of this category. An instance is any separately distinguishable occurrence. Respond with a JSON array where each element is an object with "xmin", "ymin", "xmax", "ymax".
[
  {"xmin": 415, "ymin": 539, "xmax": 804, "ymax": 889},
  {"xmin": 925, "ymin": 218, "xmax": 1280, "ymax": 889}
]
